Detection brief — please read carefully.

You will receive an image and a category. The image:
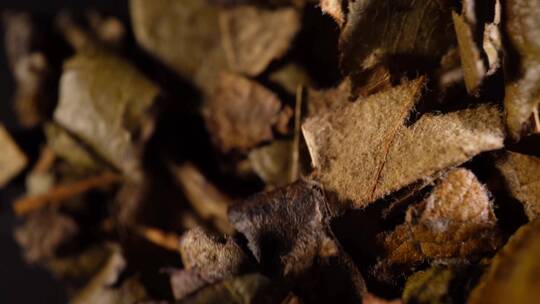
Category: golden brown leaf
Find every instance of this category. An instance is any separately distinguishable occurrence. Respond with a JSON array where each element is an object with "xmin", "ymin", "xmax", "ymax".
[
  {"xmin": 468, "ymin": 218, "xmax": 540, "ymax": 304},
  {"xmin": 374, "ymin": 169, "xmax": 502, "ymax": 281},
  {"xmin": 302, "ymin": 77, "xmax": 505, "ymax": 210},
  {"xmin": 496, "ymin": 151, "xmax": 540, "ymax": 220}
]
